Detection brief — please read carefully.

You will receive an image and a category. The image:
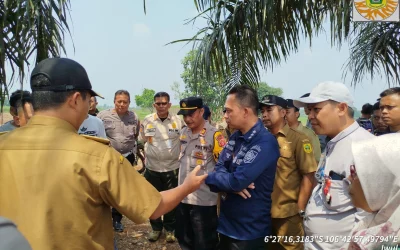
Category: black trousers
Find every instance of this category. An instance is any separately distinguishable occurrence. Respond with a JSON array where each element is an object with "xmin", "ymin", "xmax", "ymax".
[
  {"xmin": 144, "ymin": 168, "xmax": 179, "ymax": 232},
  {"xmin": 111, "ymin": 153, "xmax": 135, "ymax": 223},
  {"xmin": 175, "ymin": 203, "xmax": 219, "ymax": 250},
  {"xmin": 218, "ymin": 234, "xmax": 267, "ymax": 250}
]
